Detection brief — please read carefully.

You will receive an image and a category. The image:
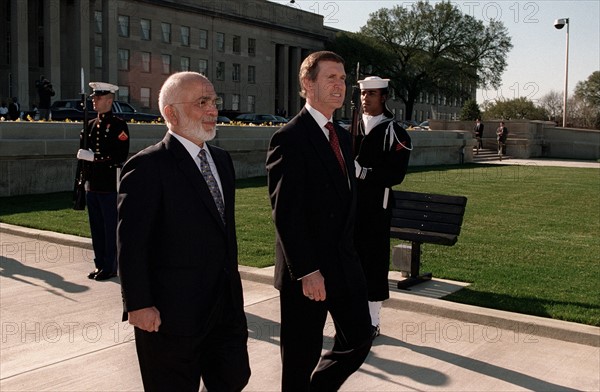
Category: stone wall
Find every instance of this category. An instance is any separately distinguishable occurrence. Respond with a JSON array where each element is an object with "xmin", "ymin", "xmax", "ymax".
[
  {"xmin": 0, "ymin": 122, "xmax": 473, "ymax": 196},
  {"xmin": 430, "ymin": 120, "xmax": 600, "ymax": 160}
]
